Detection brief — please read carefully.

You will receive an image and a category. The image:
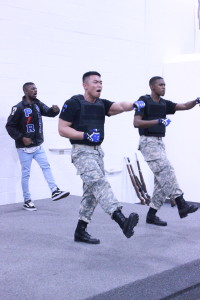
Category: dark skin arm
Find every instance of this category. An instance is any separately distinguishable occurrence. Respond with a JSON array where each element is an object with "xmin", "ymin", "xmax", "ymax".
[
  {"xmin": 175, "ymin": 100, "xmax": 196, "ymax": 111},
  {"xmin": 134, "ymin": 100, "xmax": 197, "ymax": 128},
  {"xmin": 134, "ymin": 115, "xmax": 158, "ymax": 128}
]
